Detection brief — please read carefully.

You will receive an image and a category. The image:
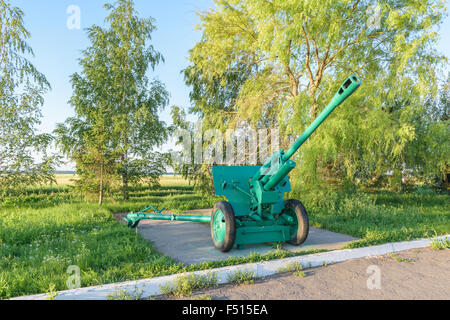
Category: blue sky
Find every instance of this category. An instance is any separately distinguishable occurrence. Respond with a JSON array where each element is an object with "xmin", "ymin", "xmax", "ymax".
[
  {"xmin": 10, "ymin": 0, "xmax": 213, "ymax": 169},
  {"xmin": 11, "ymin": 0, "xmax": 212, "ymax": 130},
  {"xmin": 8, "ymin": 1, "xmax": 450, "ymax": 170}
]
